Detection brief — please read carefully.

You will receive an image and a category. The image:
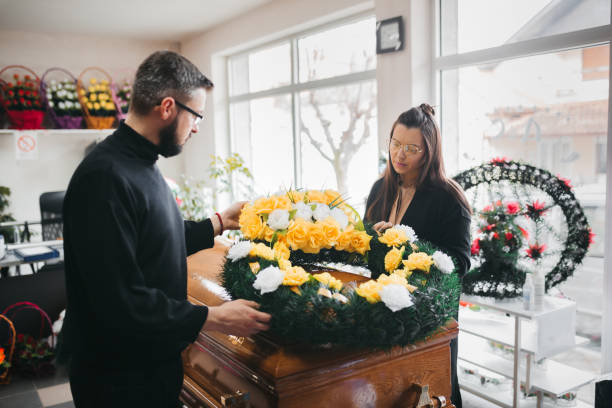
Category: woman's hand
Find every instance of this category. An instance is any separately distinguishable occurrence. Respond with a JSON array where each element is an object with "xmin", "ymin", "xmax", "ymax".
[{"xmin": 373, "ymin": 221, "xmax": 394, "ymax": 234}]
